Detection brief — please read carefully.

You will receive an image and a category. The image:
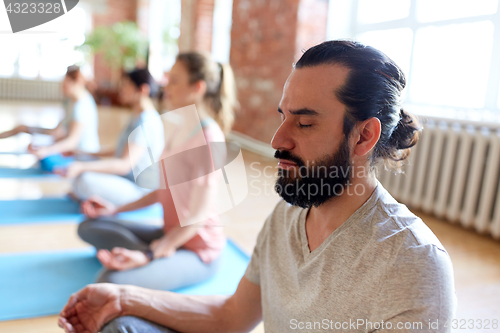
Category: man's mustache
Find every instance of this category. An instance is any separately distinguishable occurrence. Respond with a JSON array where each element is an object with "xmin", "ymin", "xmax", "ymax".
[{"xmin": 274, "ymin": 150, "xmax": 305, "ymax": 167}]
